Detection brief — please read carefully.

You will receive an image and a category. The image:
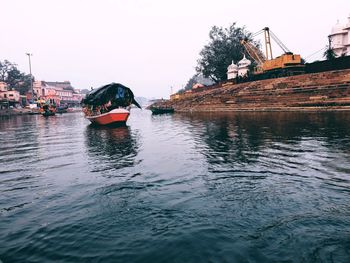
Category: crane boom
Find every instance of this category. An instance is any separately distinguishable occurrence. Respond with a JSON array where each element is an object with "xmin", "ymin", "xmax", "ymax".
[
  {"xmin": 239, "ymin": 26, "xmax": 304, "ymax": 77},
  {"xmin": 263, "ymin": 27, "xmax": 273, "ymax": 60},
  {"xmin": 268, "ymin": 29, "xmax": 291, "ymax": 54},
  {"xmin": 240, "ymin": 39, "xmax": 266, "ymax": 65}
]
